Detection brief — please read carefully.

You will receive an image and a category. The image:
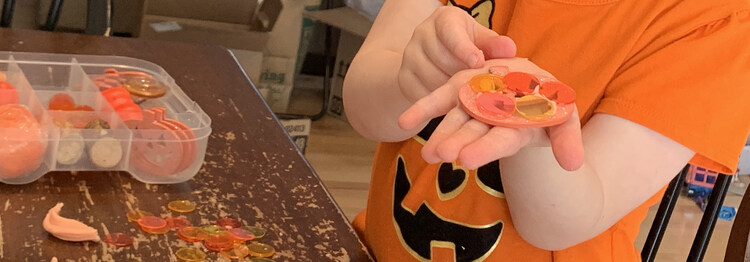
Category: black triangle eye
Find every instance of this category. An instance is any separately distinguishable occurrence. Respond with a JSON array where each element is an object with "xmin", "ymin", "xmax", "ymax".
[
  {"xmin": 417, "ymin": 116, "xmax": 444, "ymax": 141},
  {"xmin": 477, "ymin": 160, "xmax": 504, "ymax": 195},
  {"xmin": 438, "ymin": 163, "xmax": 467, "ymax": 195}
]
